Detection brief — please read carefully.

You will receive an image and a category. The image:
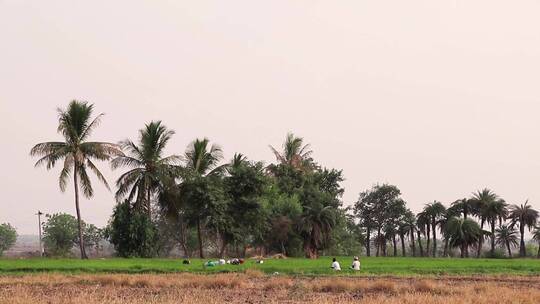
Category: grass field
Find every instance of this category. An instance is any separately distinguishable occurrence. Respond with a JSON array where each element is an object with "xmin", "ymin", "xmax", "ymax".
[
  {"xmin": 1, "ymin": 273, "xmax": 540, "ymax": 303},
  {"xmin": 1, "ymin": 257, "xmax": 540, "ymax": 276}
]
